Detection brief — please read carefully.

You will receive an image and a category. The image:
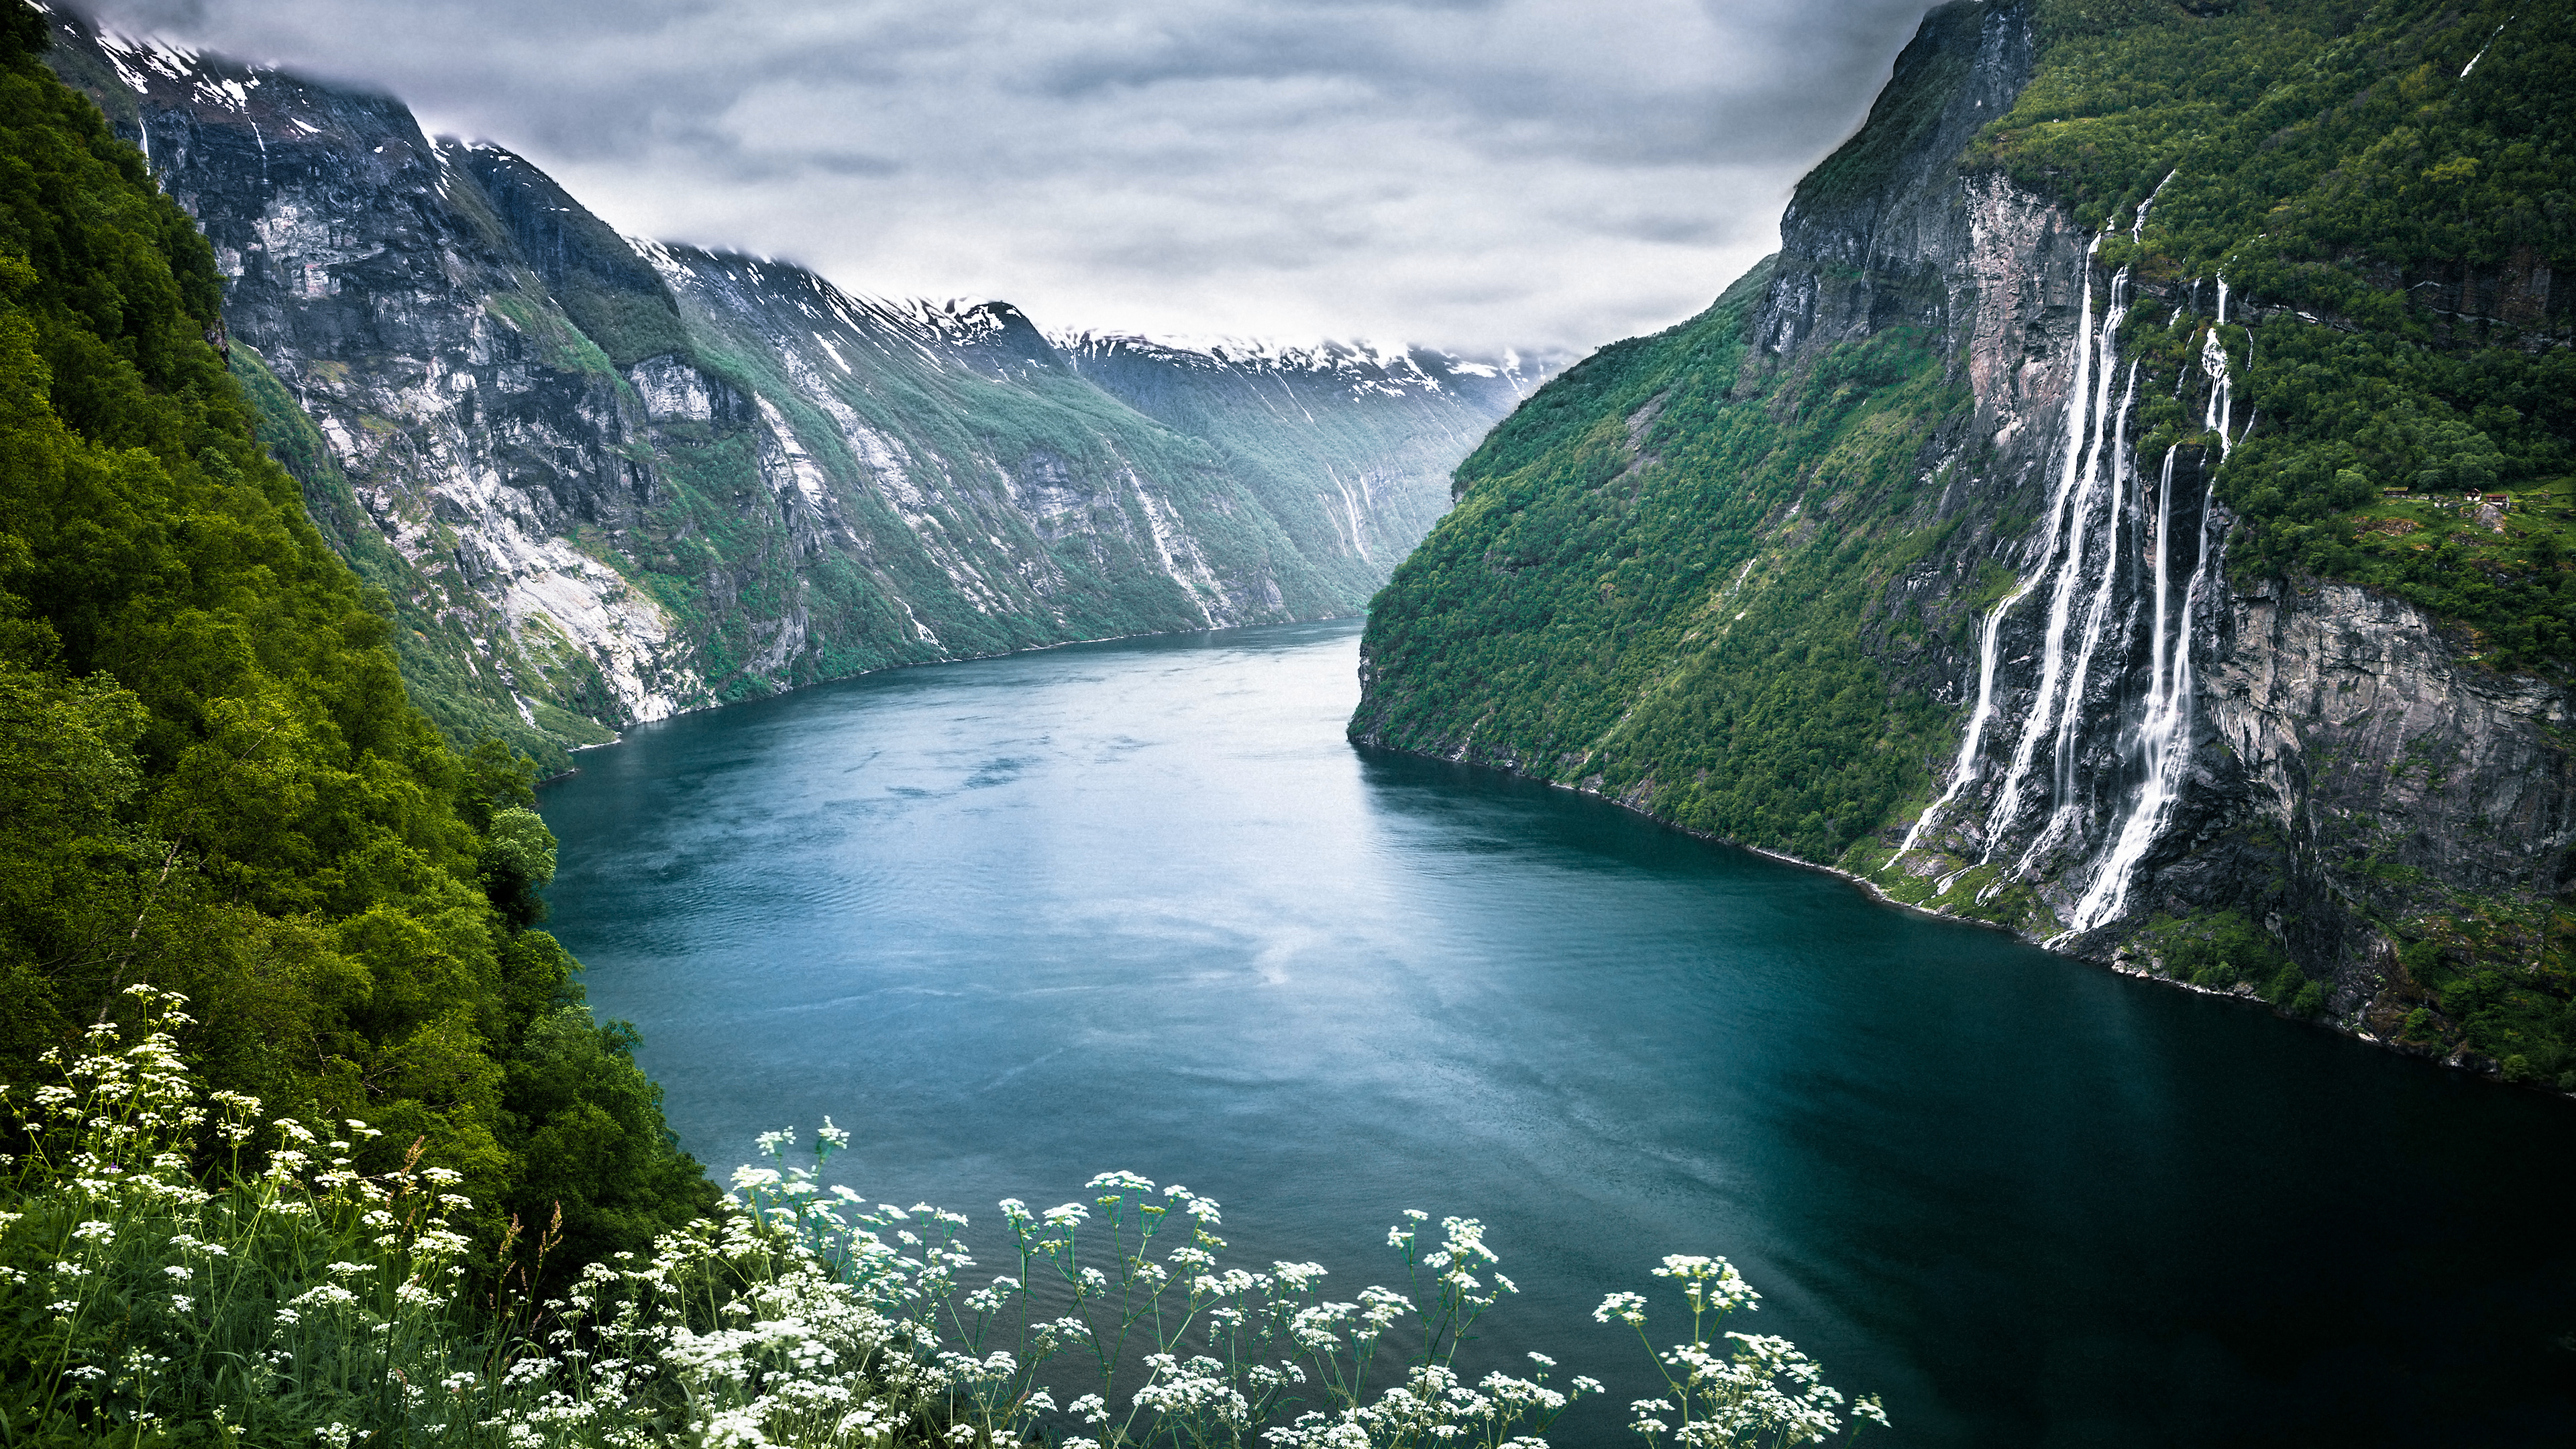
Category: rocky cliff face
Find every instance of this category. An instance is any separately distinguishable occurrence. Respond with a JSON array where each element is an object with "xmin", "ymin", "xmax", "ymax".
[
  {"xmin": 1352, "ymin": 0, "xmax": 2576, "ymax": 1076},
  {"xmin": 1778, "ymin": 3, "xmax": 2575, "ymax": 1044},
  {"xmin": 41, "ymin": 9, "xmax": 1544, "ymax": 767}
]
